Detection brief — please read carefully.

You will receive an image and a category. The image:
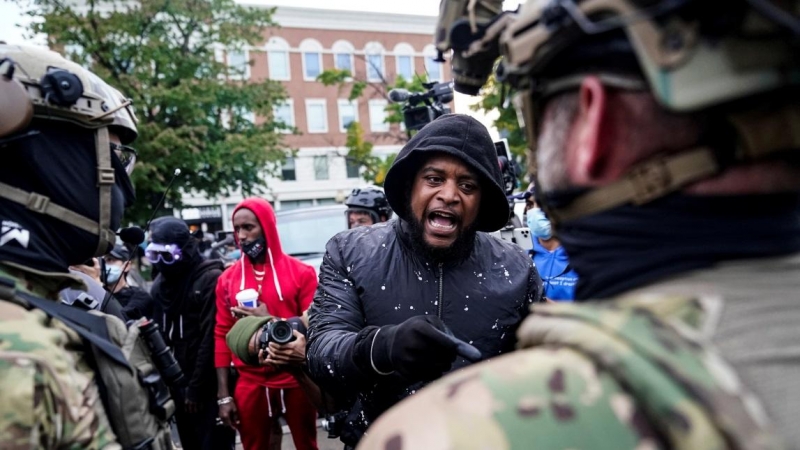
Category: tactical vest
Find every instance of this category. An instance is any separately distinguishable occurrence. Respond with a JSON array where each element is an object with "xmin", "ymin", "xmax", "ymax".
[
  {"xmin": 516, "ymin": 296, "xmax": 782, "ymax": 450},
  {"xmin": 0, "ymin": 277, "xmax": 175, "ymax": 450}
]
